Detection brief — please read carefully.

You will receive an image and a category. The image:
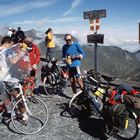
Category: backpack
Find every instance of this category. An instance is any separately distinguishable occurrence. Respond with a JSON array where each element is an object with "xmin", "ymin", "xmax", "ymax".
[
  {"xmin": 107, "ymin": 84, "xmax": 140, "ymax": 105},
  {"xmin": 41, "ymin": 64, "xmax": 51, "ymax": 82},
  {"xmin": 124, "ymin": 94, "xmax": 140, "ymax": 110},
  {"xmin": 41, "ymin": 63, "xmax": 60, "ymax": 85},
  {"xmin": 108, "ymin": 104, "xmax": 129, "ymax": 130},
  {"xmin": 117, "ymin": 84, "xmax": 140, "ymax": 110}
]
